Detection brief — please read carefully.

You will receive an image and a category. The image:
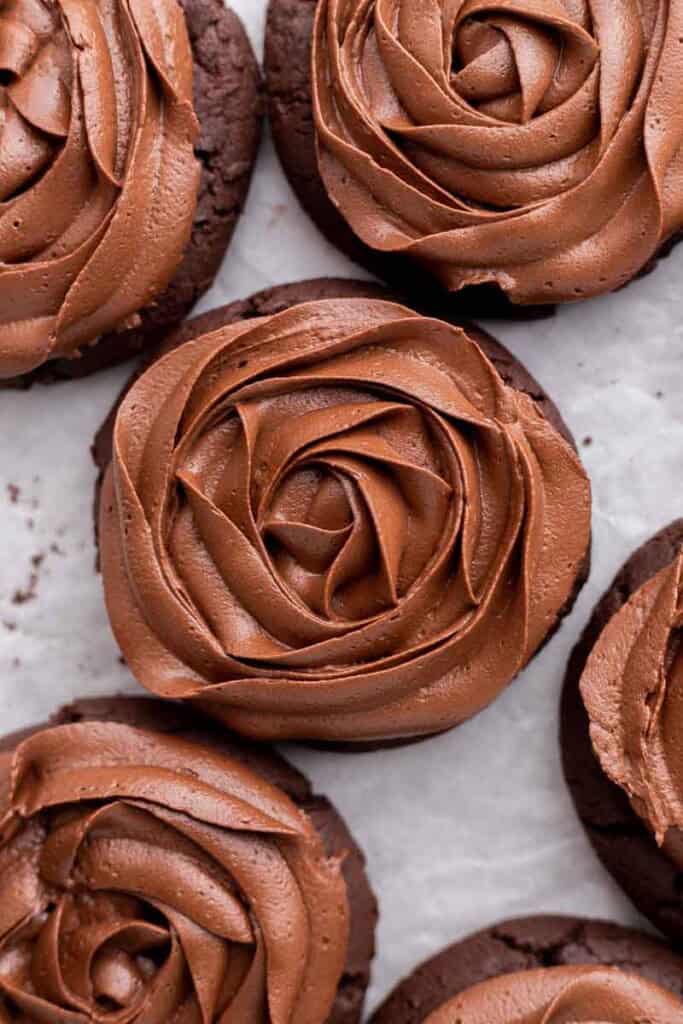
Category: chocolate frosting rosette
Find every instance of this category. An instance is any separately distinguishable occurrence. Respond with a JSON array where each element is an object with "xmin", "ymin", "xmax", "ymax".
[
  {"xmin": 0, "ymin": 703, "xmax": 358, "ymax": 1022},
  {"xmin": 99, "ymin": 296, "xmax": 591, "ymax": 745},
  {"xmin": 0, "ymin": 0, "xmax": 200, "ymax": 378},
  {"xmin": 421, "ymin": 966, "xmax": 682, "ymax": 1023},
  {"xmin": 580, "ymin": 544, "xmax": 683, "ymax": 868},
  {"xmin": 311, "ymin": 0, "xmax": 683, "ymax": 303}
]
